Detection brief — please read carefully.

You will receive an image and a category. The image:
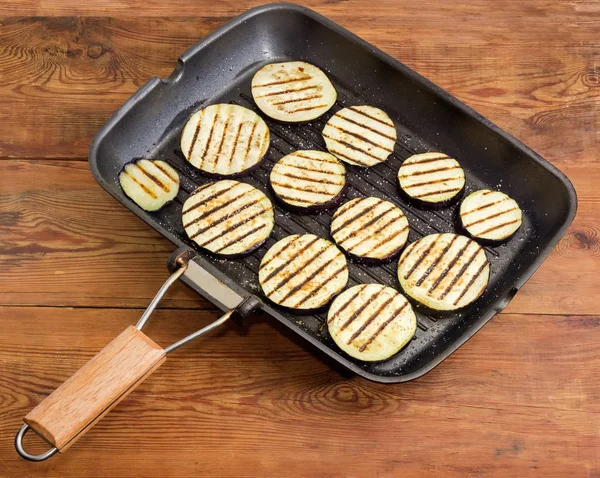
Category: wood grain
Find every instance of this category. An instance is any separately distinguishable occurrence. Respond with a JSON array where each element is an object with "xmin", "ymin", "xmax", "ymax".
[
  {"xmin": 1, "ymin": 160, "xmax": 598, "ymax": 314},
  {"xmin": 25, "ymin": 326, "xmax": 166, "ymax": 451},
  {"xmin": 1, "ymin": 307, "xmax": 598, "ymax": 476},
  {"xmin": 1, "ymin": 1, "xmax": 599, "ymax": 476}
]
